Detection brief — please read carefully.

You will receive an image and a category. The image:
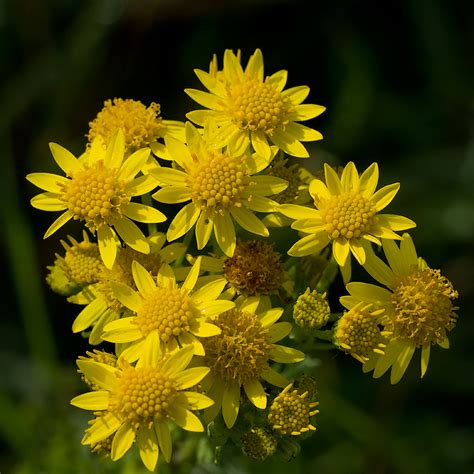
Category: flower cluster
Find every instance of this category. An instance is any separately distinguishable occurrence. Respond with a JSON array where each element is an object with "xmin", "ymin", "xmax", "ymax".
[{"xmin": 27, "ymin": 49, "xmax": 459, "ymax": 470}]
